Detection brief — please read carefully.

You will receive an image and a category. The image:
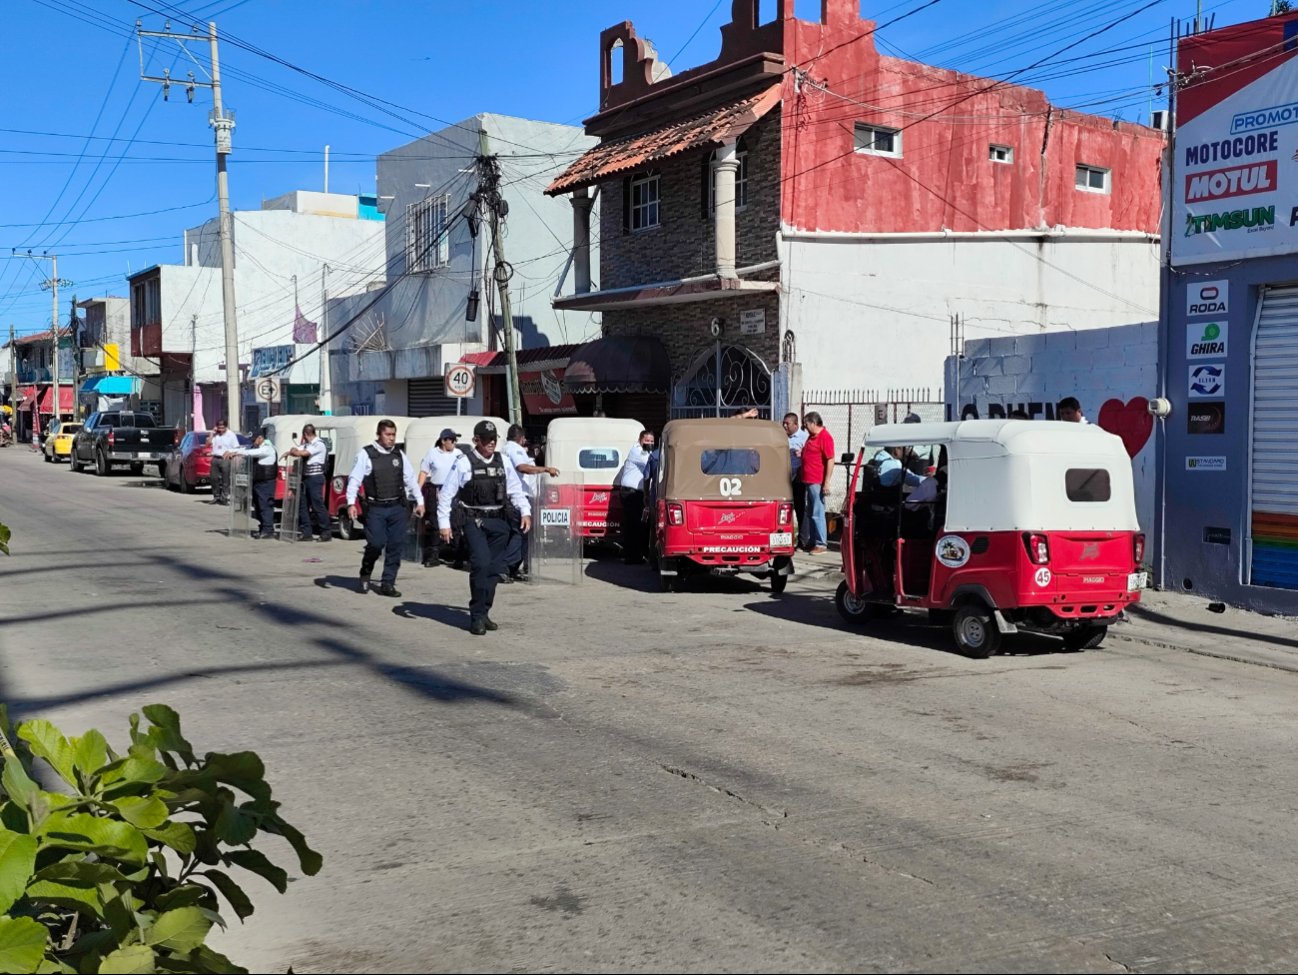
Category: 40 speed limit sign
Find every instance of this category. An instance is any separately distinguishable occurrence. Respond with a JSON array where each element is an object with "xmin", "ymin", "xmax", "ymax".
[{"xmin": 444, "ymin": 362, "xmax": 475, "ymax": 398}]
